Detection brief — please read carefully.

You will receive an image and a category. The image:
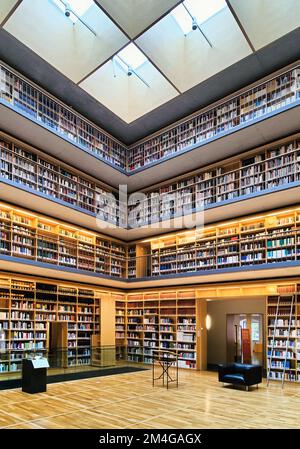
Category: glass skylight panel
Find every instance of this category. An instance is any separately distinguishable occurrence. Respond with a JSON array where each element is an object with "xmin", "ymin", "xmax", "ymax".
[
  {"xmin": 185, "ymin": 0, "xmax": 226, "ymax": 24},
  {"xmin": 117, "ymin": 43, "xmax": 147, "ymax": 70},
  {"xmin": 171, "ymin": 4, "xmax": 192, "ymax": 35},
  {"xmin": 171, "ymin": 0, "xmax": 226, "ymax": 34},
  {"xmin": 113, "ymin": 55, "xmax": 128, "ymax": 73},
  {"xmin": 52, "ymin": 0, "xmax": 93, "ymax": 23},
  {"xmin": 67, "ymin": 0, "xmax": 93, "ymax": 17}
]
